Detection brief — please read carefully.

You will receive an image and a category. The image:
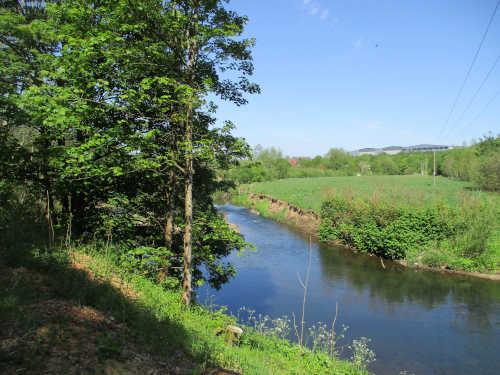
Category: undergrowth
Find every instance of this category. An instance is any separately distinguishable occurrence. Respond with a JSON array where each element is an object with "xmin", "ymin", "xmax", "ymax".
[{"xmin": 318, "ymin": 193, "xmax": 499, "ymax": 272}]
